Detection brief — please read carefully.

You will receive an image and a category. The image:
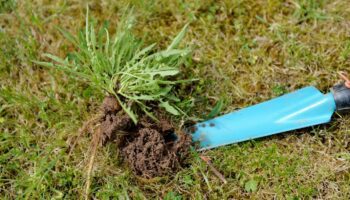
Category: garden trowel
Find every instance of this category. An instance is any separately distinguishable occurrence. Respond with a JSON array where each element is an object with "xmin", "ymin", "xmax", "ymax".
[{"xmin": 191, "ymin": 73, "xmax": 350, "ymax": 150}]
